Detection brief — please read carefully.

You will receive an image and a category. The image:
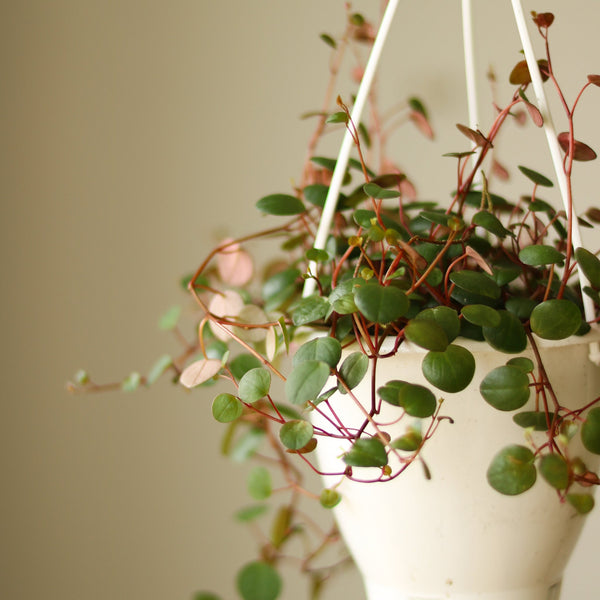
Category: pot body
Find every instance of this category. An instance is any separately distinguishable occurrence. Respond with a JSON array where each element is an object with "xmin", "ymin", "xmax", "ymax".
[{"xmin": 312, "ymin": 333, "xmax": 600, "ymax": 600}]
